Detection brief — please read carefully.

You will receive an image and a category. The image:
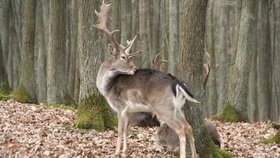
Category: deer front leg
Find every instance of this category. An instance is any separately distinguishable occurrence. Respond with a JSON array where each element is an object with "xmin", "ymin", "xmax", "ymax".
[
  {"xmin": 122, "ymin": 113, "xmax": 131, "ymax": 155},
  {"xmin": 115, "ymin": 116, "xmax": 124, "ymax": 156}
]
